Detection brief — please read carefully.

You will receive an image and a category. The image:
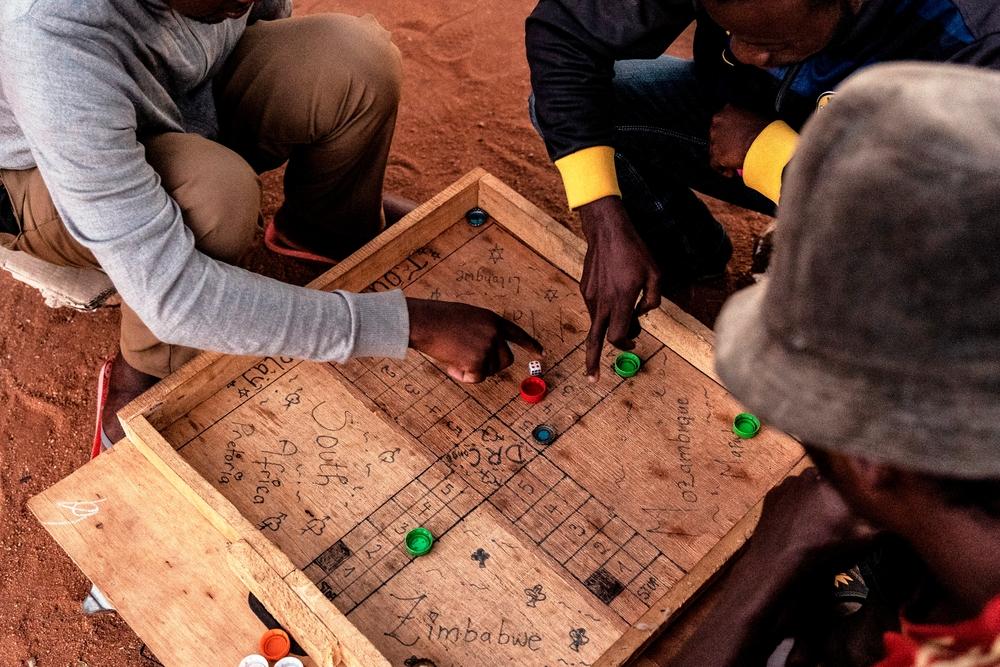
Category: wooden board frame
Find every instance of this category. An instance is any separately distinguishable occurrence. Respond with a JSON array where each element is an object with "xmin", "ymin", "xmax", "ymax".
[{"xmin": 117, "ymin": 169, "xmax": 804, "ymax": 667}]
